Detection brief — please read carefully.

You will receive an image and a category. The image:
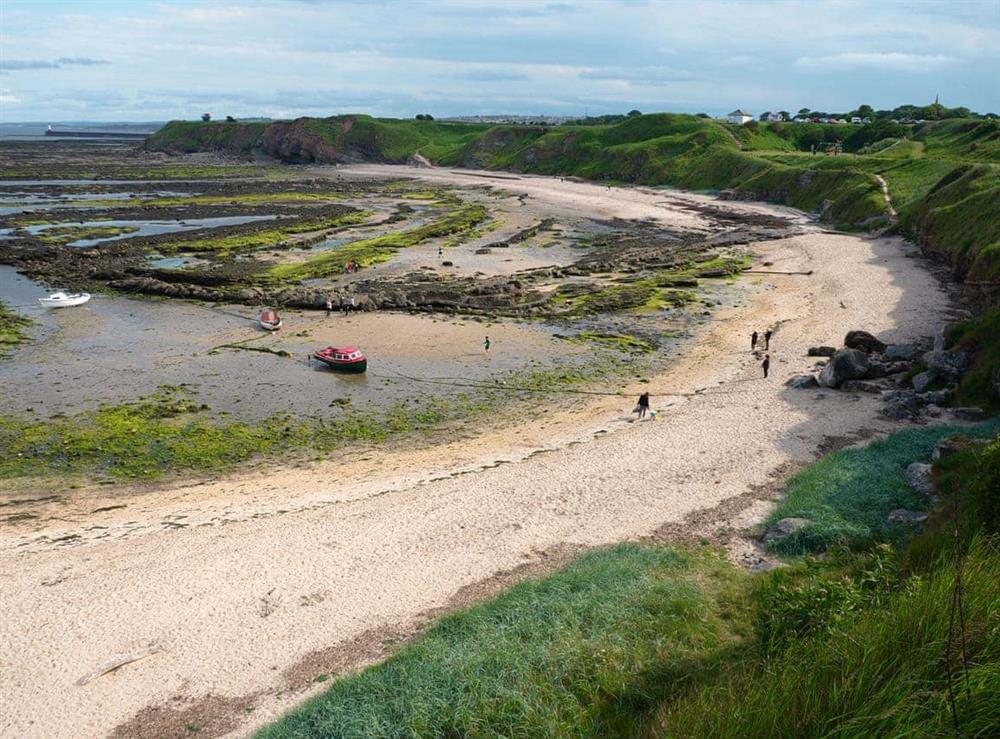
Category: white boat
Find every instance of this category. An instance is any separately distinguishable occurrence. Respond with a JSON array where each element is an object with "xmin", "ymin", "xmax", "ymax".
[
  {"xmin": 259, "ymin": 308, "xmax": 282, "ymax": 331},
  {"xmin": 38, "ymin": 291, "xmax": 91, "ymax": 308}
]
